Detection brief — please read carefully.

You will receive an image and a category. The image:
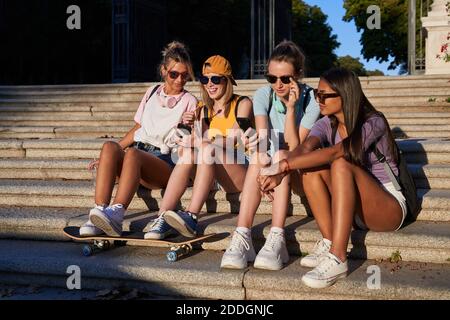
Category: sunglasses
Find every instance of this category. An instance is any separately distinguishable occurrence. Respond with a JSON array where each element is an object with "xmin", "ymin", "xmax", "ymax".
[
  {"xmin": 198, "ymin": 75, "xmax": 226, "ymax": 85},
  {"xmin": 265, "ymin": 74, "xmax": 293, "ymax": 84},
  {"xmin": 313, "ymin": 89, "xmax": 340, "ymax": 104},
  {"xmin": 168, "ymin": 70, "xmax": 190, "ymax": 81}
]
